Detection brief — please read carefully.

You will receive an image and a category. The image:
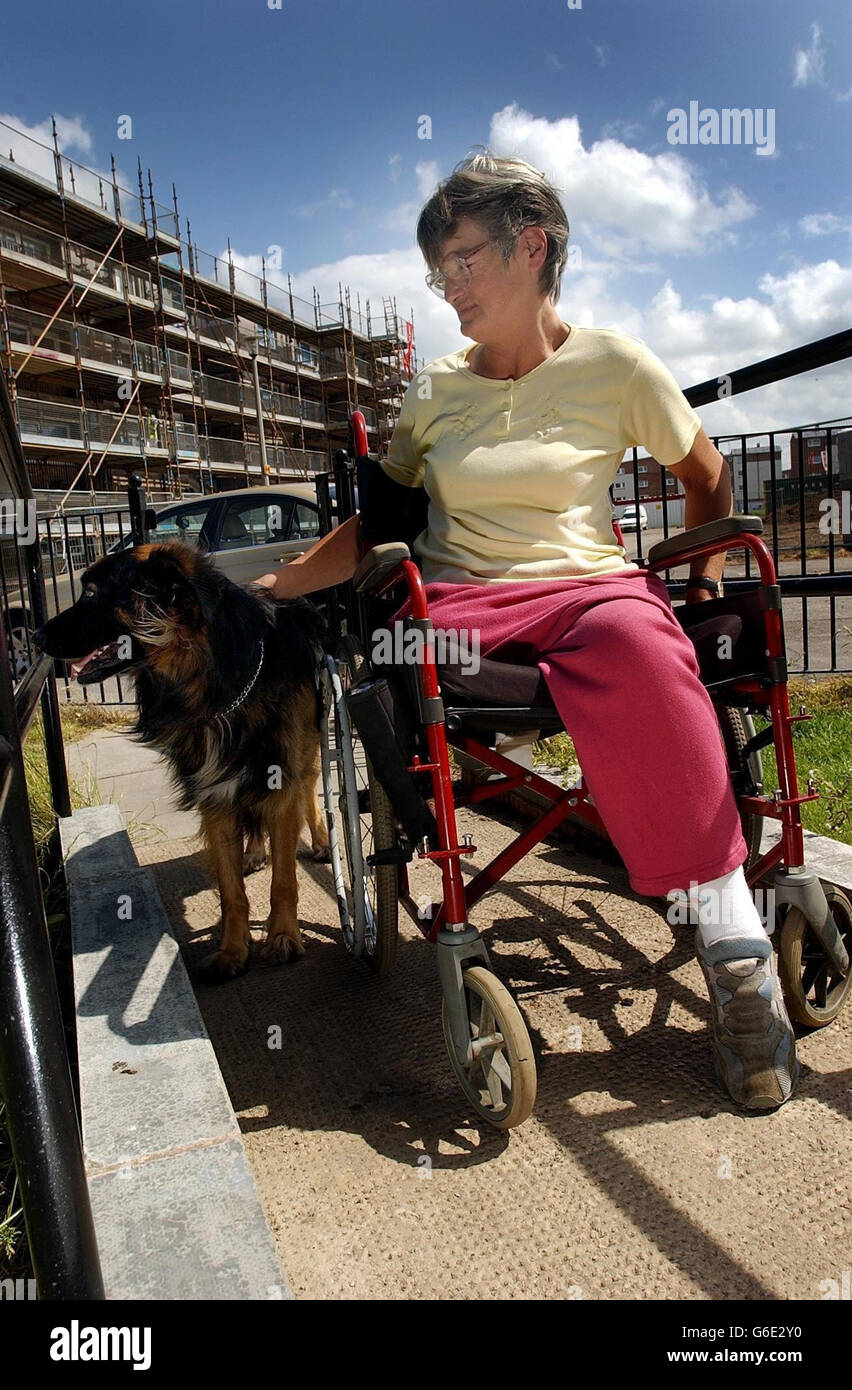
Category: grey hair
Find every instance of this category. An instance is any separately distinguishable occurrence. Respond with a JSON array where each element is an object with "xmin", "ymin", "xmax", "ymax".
[{"xmin": 416, "ymin": 148, "xmax": 570, "ymax": 303}]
